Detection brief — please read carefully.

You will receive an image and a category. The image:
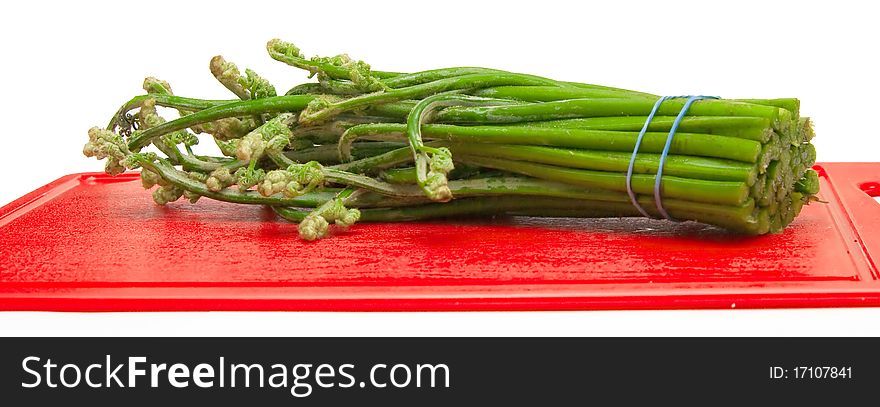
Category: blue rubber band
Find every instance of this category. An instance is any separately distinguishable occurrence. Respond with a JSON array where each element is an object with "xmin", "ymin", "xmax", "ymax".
[
  {"xmin": 626, "ymin": 95, "xmax": 720, "ymax": 220},
  {"xmin": 626, "ymin": 96, "xmax": 672, "ymax": 218}
]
